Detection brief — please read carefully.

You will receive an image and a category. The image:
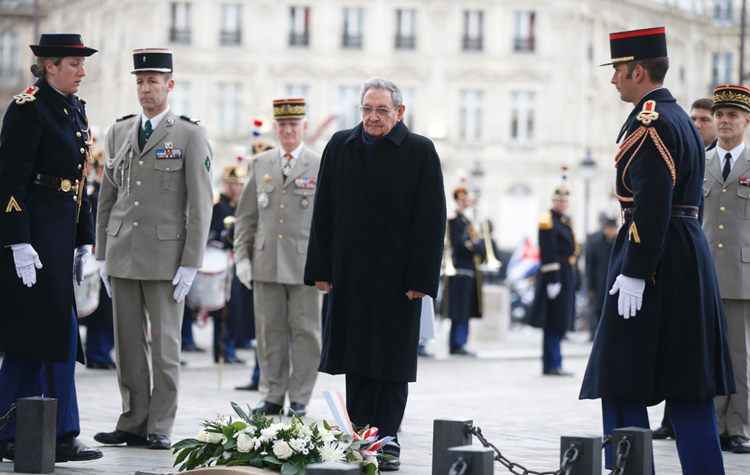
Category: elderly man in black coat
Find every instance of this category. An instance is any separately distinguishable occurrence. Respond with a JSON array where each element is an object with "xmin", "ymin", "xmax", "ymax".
[
  {"xmin": 304, "ymin": 78, "xmax": 446, "ymax": 471},
  {"xmin": 580, "ymin": 27, "xmax": 734, "ymax": 474}
]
